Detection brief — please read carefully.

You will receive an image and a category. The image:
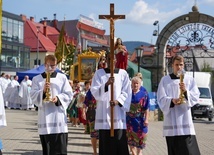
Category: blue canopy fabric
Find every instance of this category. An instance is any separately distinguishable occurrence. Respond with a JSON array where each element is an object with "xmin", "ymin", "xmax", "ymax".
[{"xmin": 16, "ymin": 64, "xmax": 62, "ymax": 82}]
